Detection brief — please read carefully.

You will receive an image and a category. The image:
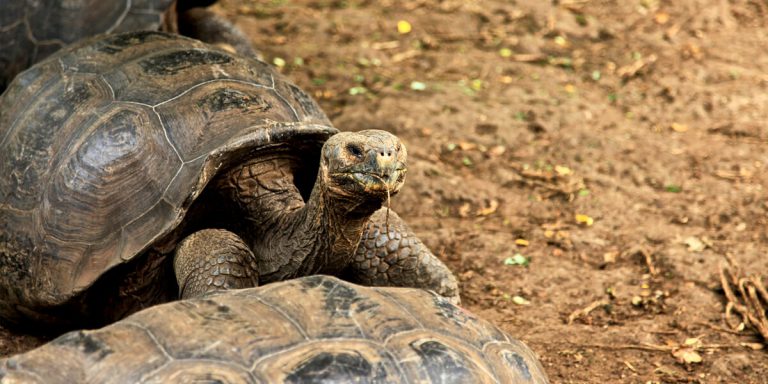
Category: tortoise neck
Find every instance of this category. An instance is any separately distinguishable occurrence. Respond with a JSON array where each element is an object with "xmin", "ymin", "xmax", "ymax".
[
  {"xmin": 221, "ymin": 154, "xmax": 381, "ymax": 281},
  {"xmin": 294, "ymin": 173, "xmax": 382, "ymax": 274}
]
